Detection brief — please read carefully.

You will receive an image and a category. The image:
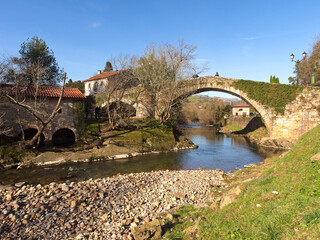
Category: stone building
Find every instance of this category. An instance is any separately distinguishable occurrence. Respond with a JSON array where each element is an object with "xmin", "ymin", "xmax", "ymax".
[
  {"xmin": 0, "ymin": 84, "xmax": 86, "ymax": 146},
  {"xmin": 232, "ymin": 102, "xmax": 251, "ymax": 116}
]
